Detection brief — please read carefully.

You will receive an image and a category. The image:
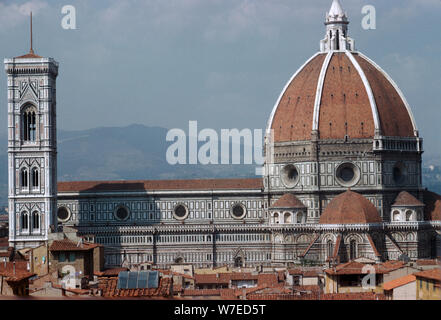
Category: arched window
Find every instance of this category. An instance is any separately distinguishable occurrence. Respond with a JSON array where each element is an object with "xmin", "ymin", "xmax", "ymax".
[
  {"xmin": 31, "ymin": 167, "xmax": 39, "ymax": 188},
  {"xmin": 297, "ymin": 212, "xmax": 303, "ymax": 224},
  {"xmin": 405, "ymin": 210, "xmax": 413, "ymax": 222},
  {"xmin": 393, "ymin": 210, "xmax": 401, "ymax": 222},
  {"xmin": 273, "ymin": 213, "xmax": 279, "ymax": 224},
  {"xmin": 21, "ymin": 212, "xmax": 29, "ymax": 230},
  {"xmin": 21, "ymin": 168, "xmax": 28, "ymax": 188},
  {"xmin": 32, "ymin": 211, "xmax": 40, "ymax": 230},
  {"xmin": 284, "ymin": 212, "xmax": 292, "ymax": 224},
  {"xmin": 22, "ymin": 106, "xmax": 37, "ymax": 142},
  {"xmin": 349, "ymin": 240, "xmax": 357, "ymax": 260},
  {"xmin": 234, "ymin": 256, "xmax": 244, "ymax": 268},
  {"xmin": 327, "ymin": 240, "xmax": 334, "ymax": 259}
]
